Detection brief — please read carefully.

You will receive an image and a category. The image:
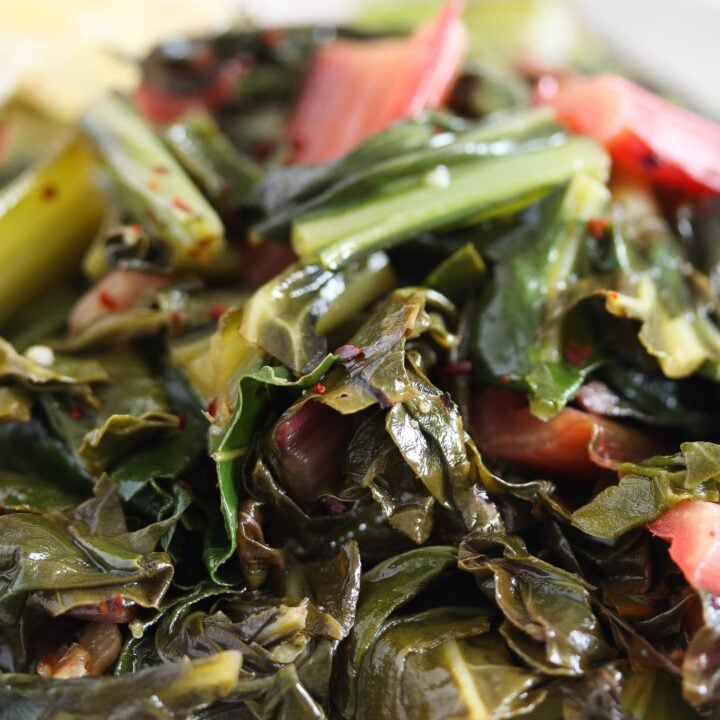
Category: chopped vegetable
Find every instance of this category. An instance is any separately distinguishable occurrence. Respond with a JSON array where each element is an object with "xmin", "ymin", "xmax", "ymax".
[
  {"xmin": 81, "ymin": 95, "xmax": 225, "ymax": 270},
  {"xmin": 471, "ymin": 387, "xmax": 661, "ymax": 480},
  {"xmin": 551, "ymin": 74, "xmax": 720, "ymax": 195},
  {"xmin": 289, "ymin": 0, "xmax": 466, "ymax": 164},
  {"xmin": 1, "ymin": 9, "xmax": 719, "ymax": 720},
  {"xmin": 648, "ymin": 500, "xmax": 720, "ymax": 595},
  {"xmin": 0, "ymin": 139, "xmax": 105, "ymax": 326}
]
